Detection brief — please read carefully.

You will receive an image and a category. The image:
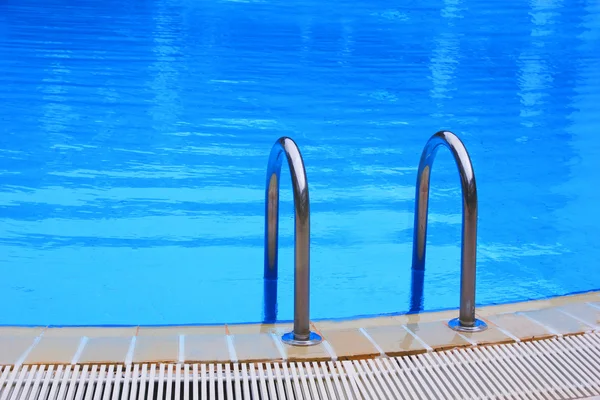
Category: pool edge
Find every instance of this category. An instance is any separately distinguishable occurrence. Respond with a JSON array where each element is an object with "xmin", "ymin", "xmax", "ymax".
[{"xmin": 1, "ymin": 291, "xmax": 598, "ymax": 365}]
